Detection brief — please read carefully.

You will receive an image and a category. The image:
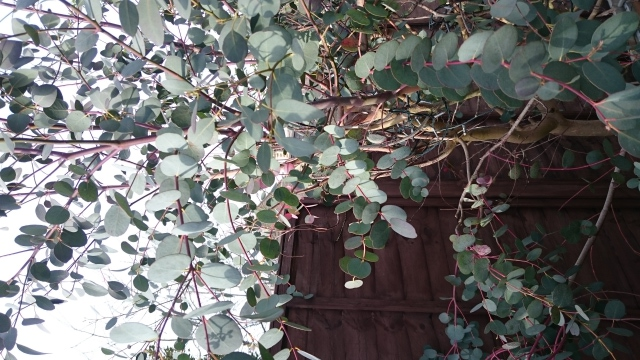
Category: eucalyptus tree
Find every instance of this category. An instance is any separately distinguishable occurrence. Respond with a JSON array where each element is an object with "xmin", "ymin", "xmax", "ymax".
[{"xmin": 0, "ymin": 0, "xmax": 639, "ymax": 359}]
